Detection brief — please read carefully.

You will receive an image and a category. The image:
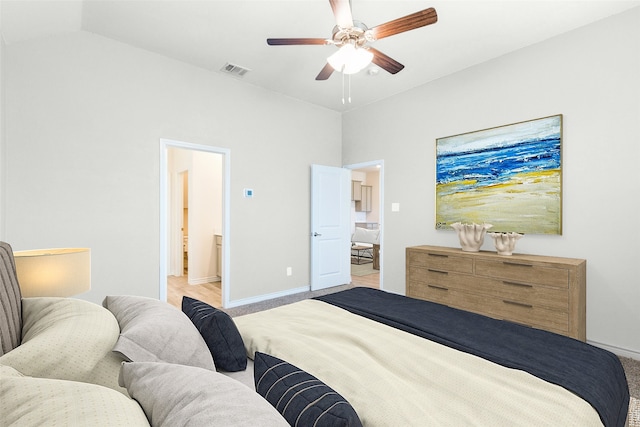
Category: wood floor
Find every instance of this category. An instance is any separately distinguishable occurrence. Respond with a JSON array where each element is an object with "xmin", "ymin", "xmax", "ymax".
[
  {"xmin": 166, "ymin": 268, "xmax": 379, "ymax": 309},
  {"xmin": 167, "ymin": 275, "xmax": 222, "ymax": 309}
]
